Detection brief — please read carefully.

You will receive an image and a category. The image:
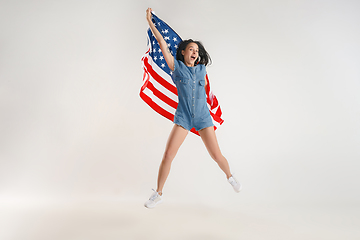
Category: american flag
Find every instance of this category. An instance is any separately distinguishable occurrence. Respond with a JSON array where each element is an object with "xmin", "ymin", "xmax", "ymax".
[{"xmin": 140, "ymin": 13, "xmax": 224, "ymax": 135}]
